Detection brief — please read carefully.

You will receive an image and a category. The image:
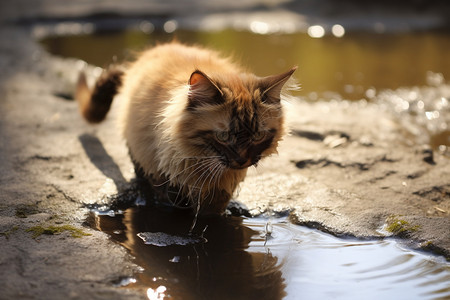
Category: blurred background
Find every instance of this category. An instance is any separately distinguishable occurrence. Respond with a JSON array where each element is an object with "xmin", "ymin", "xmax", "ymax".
[
  {"xmin": 2, "ymin": 0, "xmax": 449, "ymax": 148},
  {"xmin": 1, "ymin": 2, "xmax": 449, "ymax": 299}
]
